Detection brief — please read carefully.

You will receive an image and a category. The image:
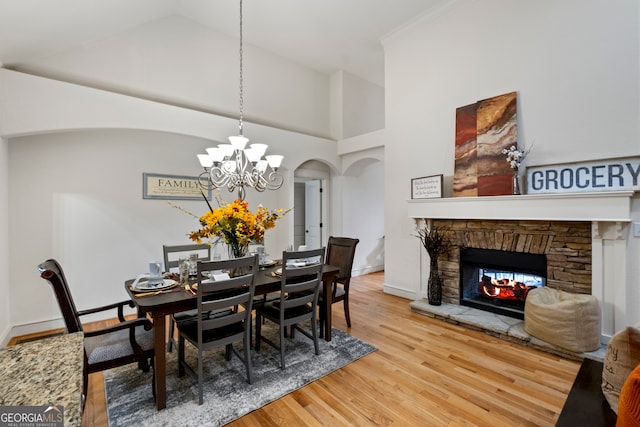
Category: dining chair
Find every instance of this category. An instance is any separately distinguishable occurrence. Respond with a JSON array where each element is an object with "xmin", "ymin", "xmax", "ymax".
[
  {"xmin": 163, "ymin": 243, "xmax": 212, "ymax": 352},
  {"xmin": 319, "ymin": 236, "xmax": 359, "ymax": 337},
  {"xmin": 176, "ymin": 254, "xmax": 258, "ymax": 405},
  {"xmin": 38, "ymin": 258, "xmax": 155, "ymax": 400},
  {"xmin": 255, "ymin": 247, "xmax": 325, "ymax": 369}
]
